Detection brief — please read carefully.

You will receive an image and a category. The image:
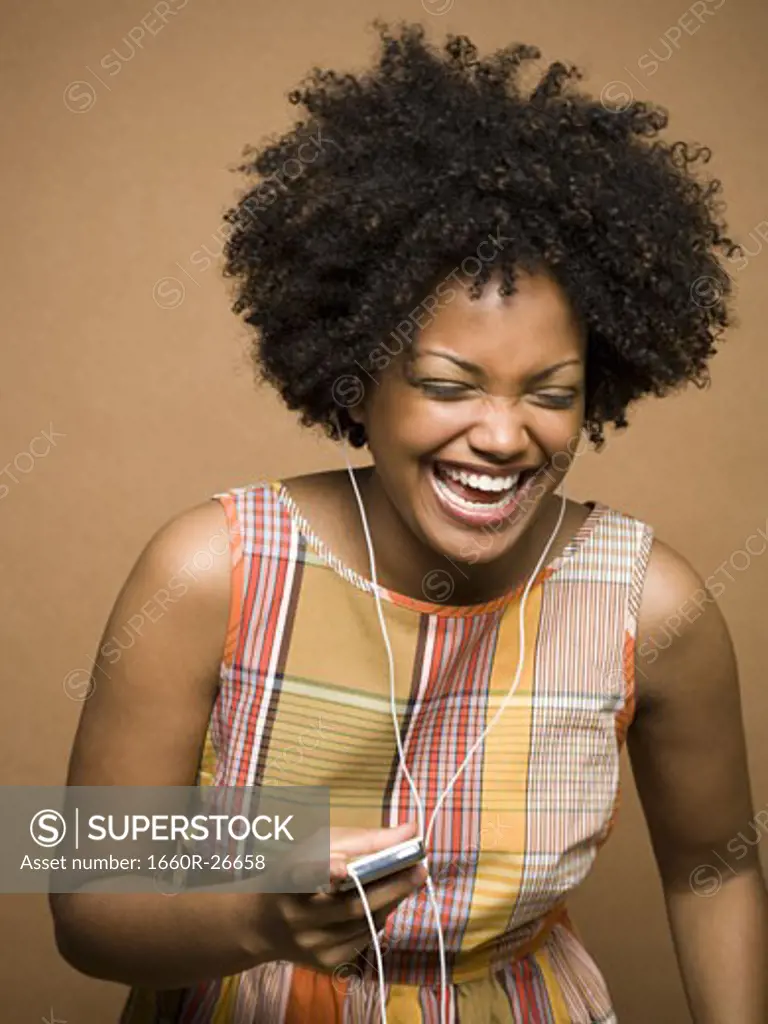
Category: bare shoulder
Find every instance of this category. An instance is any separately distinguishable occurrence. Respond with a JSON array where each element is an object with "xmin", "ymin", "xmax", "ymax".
[
  {"xmin": 116, "ymin": 496, "xmax": 235, "ymax": 627},
  {"xmin": 62, "ymin": 497, "xmax": 234, "ymax": 789},
  {"xmin": 634, "ymin": 533, "xmax": 737, "ymax": 714},
  {"xmin": 138, "ymin": 497, "xmax": 233, "ymax": 593},
  {"xmin": 636, "ymin": 536, "xmax": 702, "ymax": 639}
]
